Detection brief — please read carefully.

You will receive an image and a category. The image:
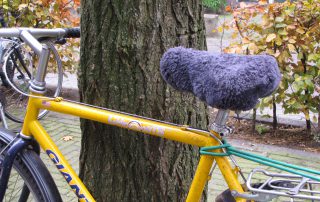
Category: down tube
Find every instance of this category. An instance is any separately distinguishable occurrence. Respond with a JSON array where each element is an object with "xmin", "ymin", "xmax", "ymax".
[{"xmin": 28, "ymin": 120, "xmax": 95, "ymax": 202}]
